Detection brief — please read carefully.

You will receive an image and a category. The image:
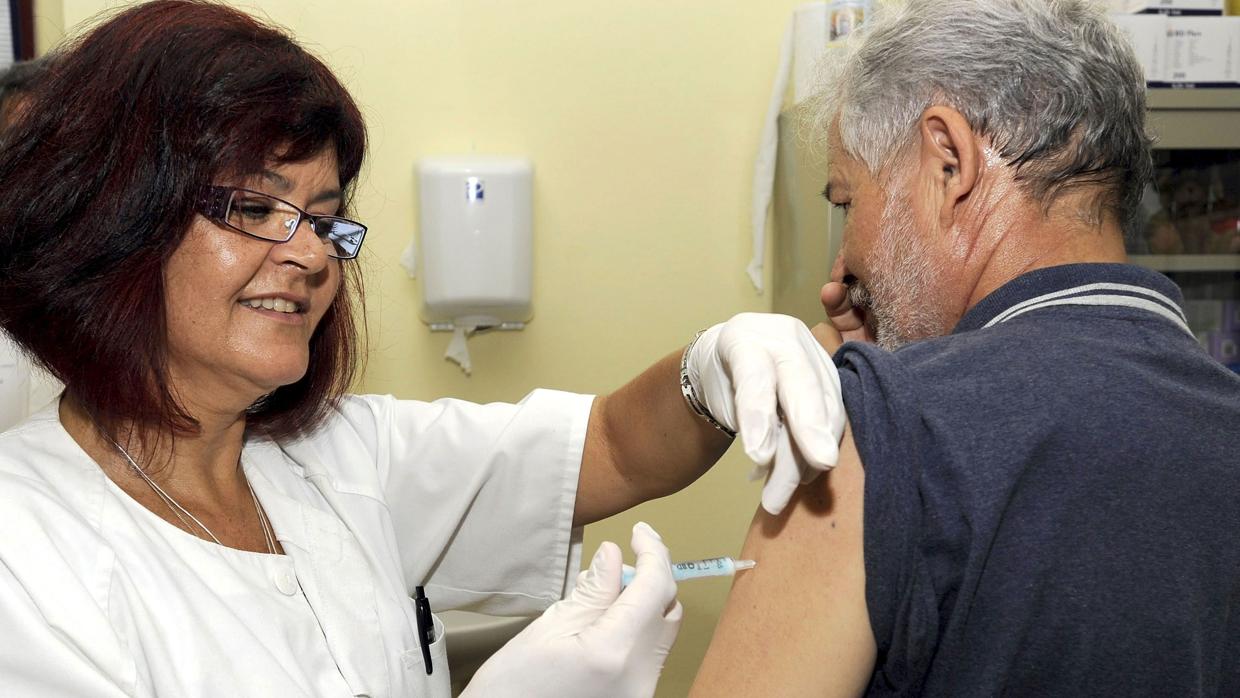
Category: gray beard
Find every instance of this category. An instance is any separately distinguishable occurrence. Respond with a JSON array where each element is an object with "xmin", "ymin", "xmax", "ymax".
[{"xmin": 846, "ymin": 193, "xmax": 949, "ymax": 351}]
